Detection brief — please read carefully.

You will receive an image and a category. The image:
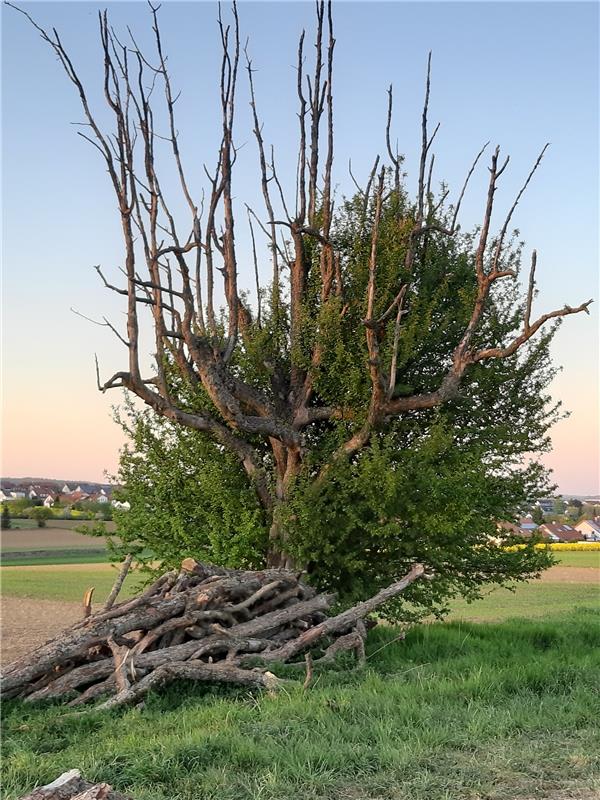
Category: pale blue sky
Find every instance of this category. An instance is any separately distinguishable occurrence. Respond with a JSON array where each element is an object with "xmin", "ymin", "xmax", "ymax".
[{"xmin": 2, "ymin": 1, "xmax": 598, "ymax": 493}]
